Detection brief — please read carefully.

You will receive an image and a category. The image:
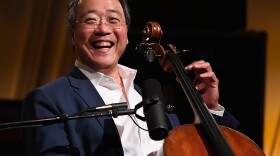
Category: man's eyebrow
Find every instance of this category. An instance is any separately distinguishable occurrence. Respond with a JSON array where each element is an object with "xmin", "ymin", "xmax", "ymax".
[
  {"xmin": 79, "ymin": 9, "xmax": 123, "ymax": 18},
  {"xmin": 107, "ymin": 9, "xmax": 122, "ymax": 16},
  {"xmin": 79, "ymin": 10, "xmax": 97, "ymax": 18}
]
